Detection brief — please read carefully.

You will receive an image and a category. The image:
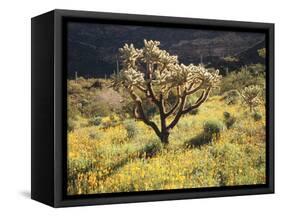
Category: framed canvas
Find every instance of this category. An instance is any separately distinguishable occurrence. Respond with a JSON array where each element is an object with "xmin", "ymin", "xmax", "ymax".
[{"xmin": 31, "ymin": 9, "xmax": 274, "ymax": 207}]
